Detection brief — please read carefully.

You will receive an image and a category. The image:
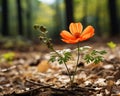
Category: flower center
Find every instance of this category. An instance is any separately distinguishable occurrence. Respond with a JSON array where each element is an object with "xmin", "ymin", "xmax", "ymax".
[{"xmin": 74, "ymin": 32, "xmax": 80, "ymax": 38}]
